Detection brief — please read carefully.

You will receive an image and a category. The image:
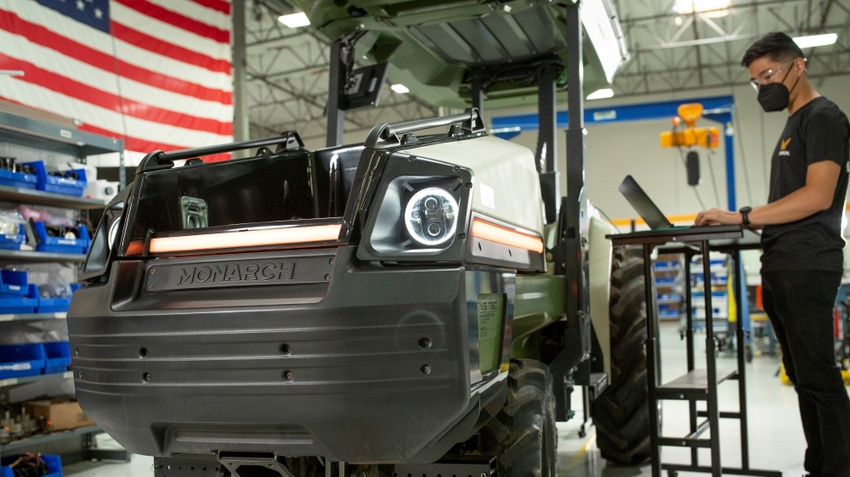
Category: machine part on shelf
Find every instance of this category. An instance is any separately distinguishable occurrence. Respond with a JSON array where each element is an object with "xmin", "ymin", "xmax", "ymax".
[{"xmin": 593, "ymin": 247, "xmax": 652, "ymax": 464}]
